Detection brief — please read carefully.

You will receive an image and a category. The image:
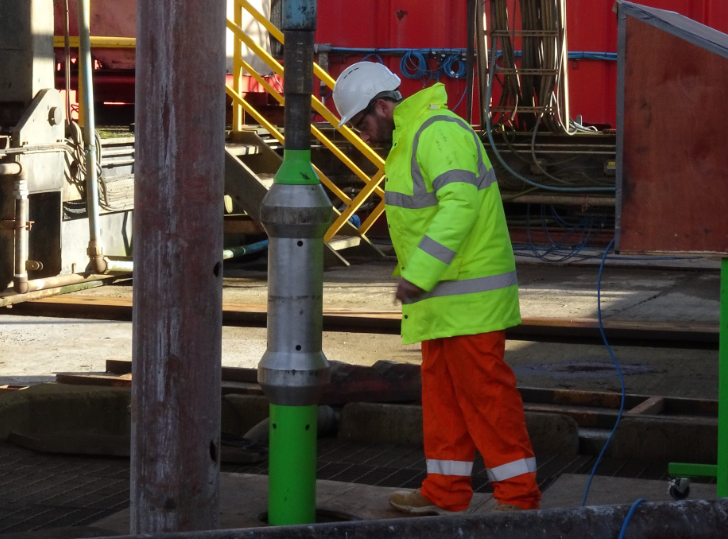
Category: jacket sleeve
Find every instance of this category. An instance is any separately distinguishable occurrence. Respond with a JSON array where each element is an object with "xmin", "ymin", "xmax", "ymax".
[{"xmin": 400, "ymin": 121, "xmax": 482, "ymax": 292}]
